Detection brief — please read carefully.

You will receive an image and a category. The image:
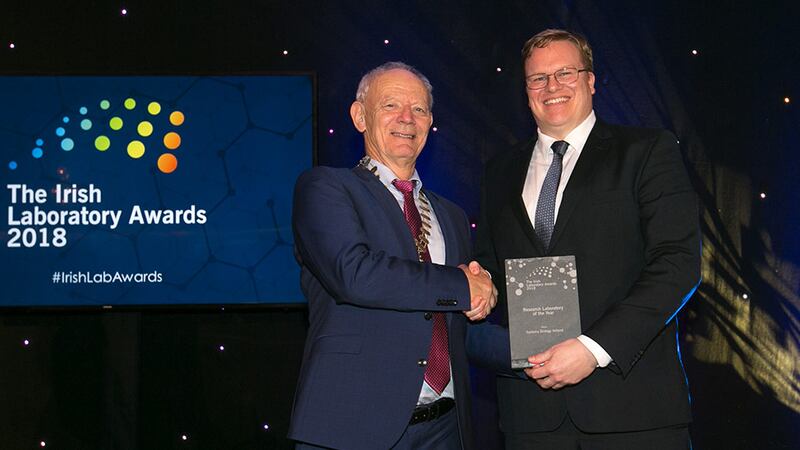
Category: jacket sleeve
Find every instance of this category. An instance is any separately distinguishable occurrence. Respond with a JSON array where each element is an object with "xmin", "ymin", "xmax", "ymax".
[
  {"xmin": 583, "ymin": 131, "xmax": 701, "ymax": 376},
  {"xmin": 292, "ymin": 167, "xmax": 471, "ymax": 312}
]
